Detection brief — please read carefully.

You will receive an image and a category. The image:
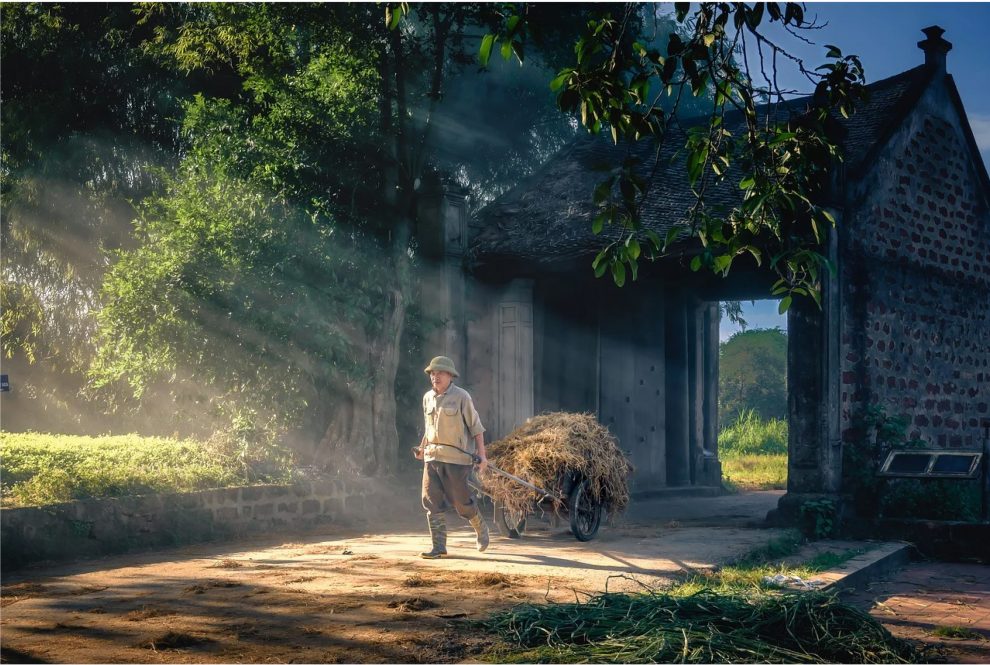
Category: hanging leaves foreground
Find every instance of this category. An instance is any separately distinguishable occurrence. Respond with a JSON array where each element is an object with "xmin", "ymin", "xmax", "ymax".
[{"xmin": 475, "ymin": 2, "xmax": 866, "ymax": 310}]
